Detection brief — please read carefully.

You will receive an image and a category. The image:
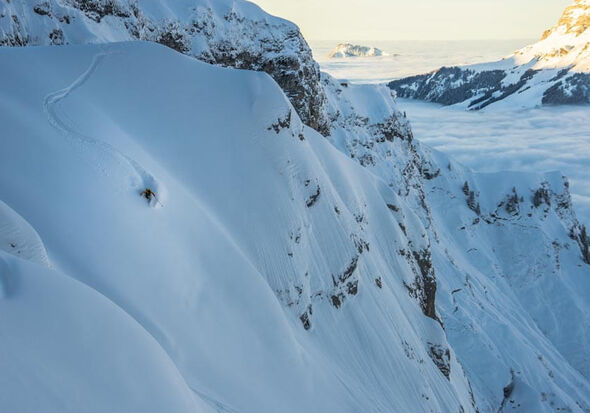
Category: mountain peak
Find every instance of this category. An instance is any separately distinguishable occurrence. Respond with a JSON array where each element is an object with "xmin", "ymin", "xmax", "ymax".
[
  {"xmin": 541, "ymin": 0, "xmax": 590, "ymax": 39},
  {"xmin": 515, "ymin": 0, "xmax": 590, "ymax": 72},
  {"xmin": 327, "ymin": 43, "xmax": 385, "ymax": 58}
]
